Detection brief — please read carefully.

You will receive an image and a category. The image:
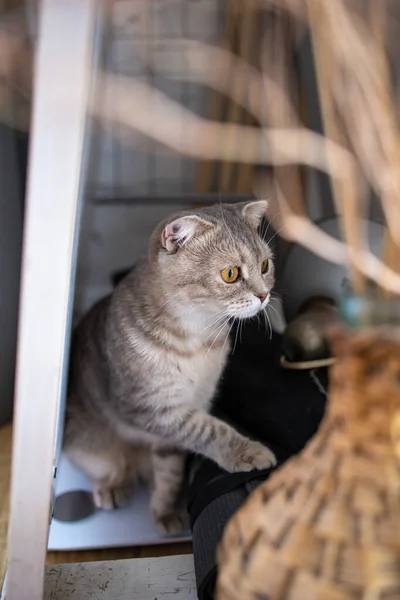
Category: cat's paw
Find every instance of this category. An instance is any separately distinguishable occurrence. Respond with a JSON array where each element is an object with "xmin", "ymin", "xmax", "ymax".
[
  {"xmin": 151, "ymin": 507, "xmax": 187, "ymax": 535},
  {"xmin": 230, "ymin": 440, "xmax": 277, "ymax": 473},
  {"xmin": 93, "ymin": 486, "xmax": 131, "ymax": 510}
]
